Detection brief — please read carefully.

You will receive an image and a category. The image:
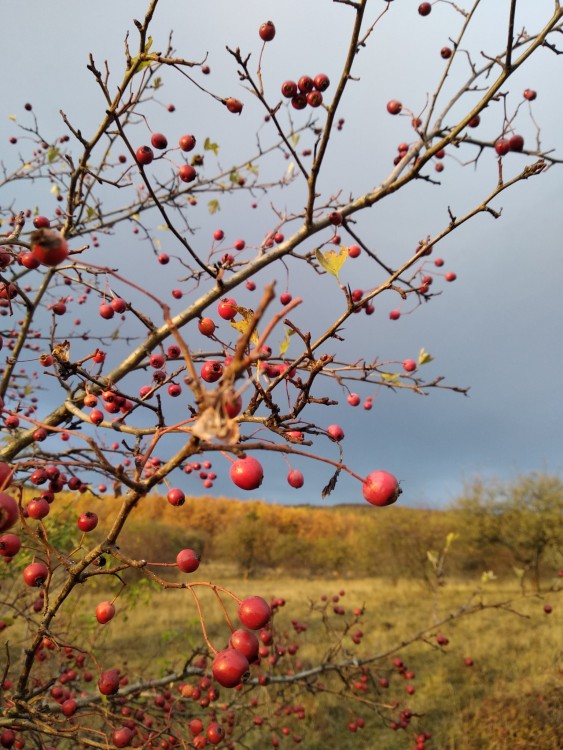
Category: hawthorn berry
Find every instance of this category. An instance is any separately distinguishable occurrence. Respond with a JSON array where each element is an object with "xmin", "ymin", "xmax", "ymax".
[
  {"xmin": 135, "ymin": 145, "xmax": 154, "ymax": 165},
  {"xmin": 509, "ymin": 134, "xmax": 524, "ymax": 152},
  {"xmin": 523, "ymin": 88, "xmax": 537, "ymax": 101},
  {"xmin": 212, "ymin": 648, "xmax": 249, "ymax": 688},
  {"xmin": 179, "ymin": 134, "xmax": 196, "ymax": 151},
  {"xmin": 179, "ymin": 164, "xmax": 197, "ymax": 182},
  {"xmin": 287, "ymin": 469, "xmax": 304, "ymax": 488},
  {"xmin": 362, "ymin": 470, "xmax": 401, "ymax": 506},
  {"xmin": 314, "ymin": 73, "xmax": 330, "ymax": 92},
  {"xmin": 0, "ymin": 493, "xmax": 18, "ymax": 532},
  {"xmin": 281, "ymin": 80, "xmax": 298, "ymax": 98},
  {"xmin": 230, "ymin": 456, "xmax": 264, "ymax": 490},
  {"xmin": 418, "ymin": 2, "xmax": 432, "ymax": 15},
  {"xmin": 23, "ymin": 561, "xmax": 49, "ymax": 587},
  {"xmin": 259, "ymin": 21, "xmax": 276, "ymax": 42},
  {"xmin": 176, "ymin": 548, "xmax": 200, "ymax": 573},
  {"xmin": 238, "ymin": 595, "xmax": 271, "ymax": 630},
  {"xmin": 167, "ymin": 488, "xmax": 185, "ymax": 507},
  {"xmin": 226, "ymin": 97, "xmax": 243, "ymax": 114},
  {"xmin": 151, "ymin": 132, "xmax": 168, "ymax": 150},
  {"xmin": 77, "ymin": 512, "xmax": 98, "ymax": 532},
  {"xmin": 95, "ymin": 601, "xmax": 116, "ymax": 624},
  {"xmin": 201, "ymin": 361, "xmax": 224, "ymax": 383},
  {"xmin": 218, "ymin": 298, "xmax": 237, "ymax": 320},
  {"xmin": 229, "ymin": 628, "xmax": 260, "ymax": 662},
  {"xmin": 30, "ymin": 229, "xmax": 69, "ymax": 267},
  {"xmin": 386, "ymin": 100, "xmax": 402, "ymax": 115}
]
